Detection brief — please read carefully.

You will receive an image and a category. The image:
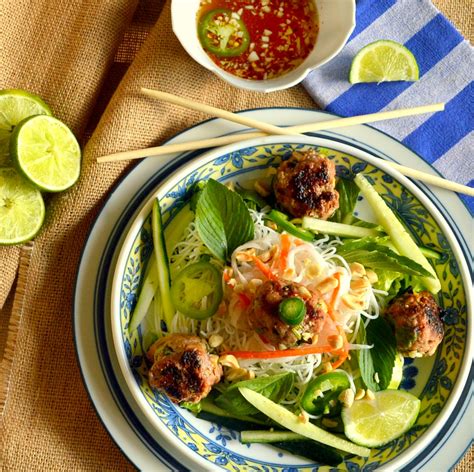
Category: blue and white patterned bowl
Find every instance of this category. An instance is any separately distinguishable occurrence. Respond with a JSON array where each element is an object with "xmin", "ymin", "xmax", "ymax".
[{"xmin": 110, "ymin": 135, "xmax": 472, "ymax": 471}]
